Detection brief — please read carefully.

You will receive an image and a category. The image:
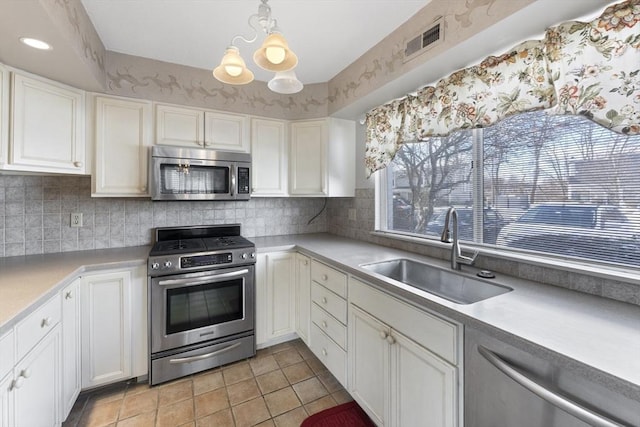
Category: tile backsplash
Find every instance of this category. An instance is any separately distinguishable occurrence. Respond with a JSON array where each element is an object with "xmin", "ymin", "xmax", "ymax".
[{"xmin": 0, "ymin": 175, "xmax": 327, "ymax": 257}]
